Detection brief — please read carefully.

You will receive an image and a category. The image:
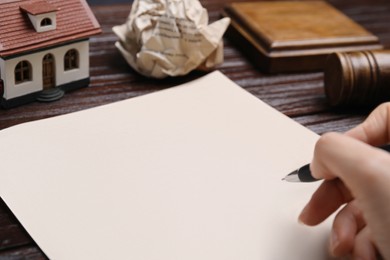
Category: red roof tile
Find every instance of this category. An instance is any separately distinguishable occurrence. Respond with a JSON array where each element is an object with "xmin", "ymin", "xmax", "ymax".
[
  {"xmin": 0, "ymin": 0, "xmax": 101, "ymax": 58},
  {"xmin": 20, "ymin": 1, "xmax": 58, "ymax": 15}
]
